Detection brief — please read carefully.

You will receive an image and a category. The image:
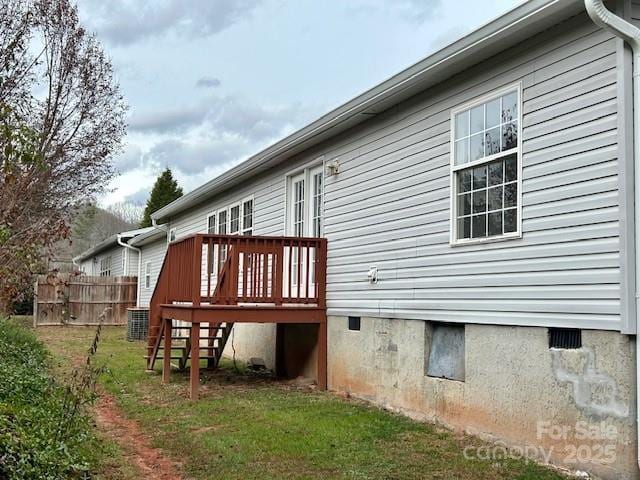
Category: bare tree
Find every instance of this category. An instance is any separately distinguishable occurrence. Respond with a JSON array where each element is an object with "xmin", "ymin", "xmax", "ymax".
[
  {"xmin": 0, "ymin": 0, "xmax": 126, "ymax": 312},
  {"xmin": 107, "ymin": 202, "xmax": 143, "ymax": 227},
  {"xmin": 71, "ymin": 203, "xmax": 140, "ymax": 257}
]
